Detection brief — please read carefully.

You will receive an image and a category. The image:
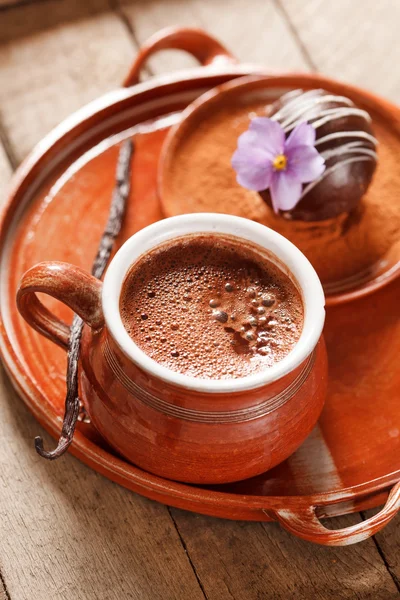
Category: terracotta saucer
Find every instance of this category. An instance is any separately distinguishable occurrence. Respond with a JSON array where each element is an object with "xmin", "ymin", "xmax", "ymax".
[
  {"xmin": 158, "ymin": 74, "xmax": 400, "ymax": 306},
  {"xmin": 0, "ymin": 28, "xmax": 399, "ymax": 546}
]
